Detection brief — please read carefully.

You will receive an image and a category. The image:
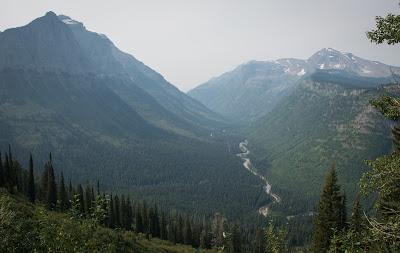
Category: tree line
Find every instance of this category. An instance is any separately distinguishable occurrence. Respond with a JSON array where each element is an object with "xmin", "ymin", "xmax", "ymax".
[{"xmin": 0, "ymin": 145, "xmax": 289, "ymax": 252}]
